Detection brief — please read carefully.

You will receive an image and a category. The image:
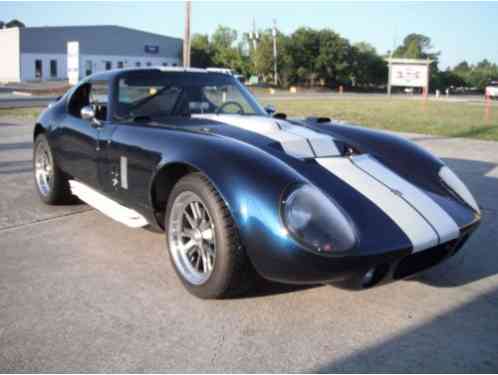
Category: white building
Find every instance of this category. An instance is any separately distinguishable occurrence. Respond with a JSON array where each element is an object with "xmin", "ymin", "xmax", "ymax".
[{"xmin": 0, "ymin": 25, "xmax": 182, "ymax": 82}]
